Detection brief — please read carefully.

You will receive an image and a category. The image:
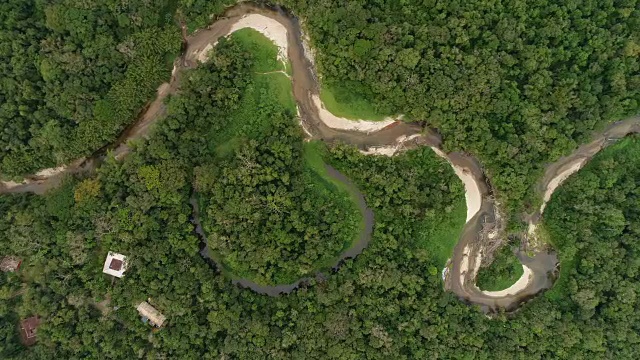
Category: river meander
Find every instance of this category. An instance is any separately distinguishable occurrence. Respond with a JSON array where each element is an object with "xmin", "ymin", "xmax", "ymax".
[{"xmin": 1, "ymin": 3, "xmax": 639, "ymax": 312}]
